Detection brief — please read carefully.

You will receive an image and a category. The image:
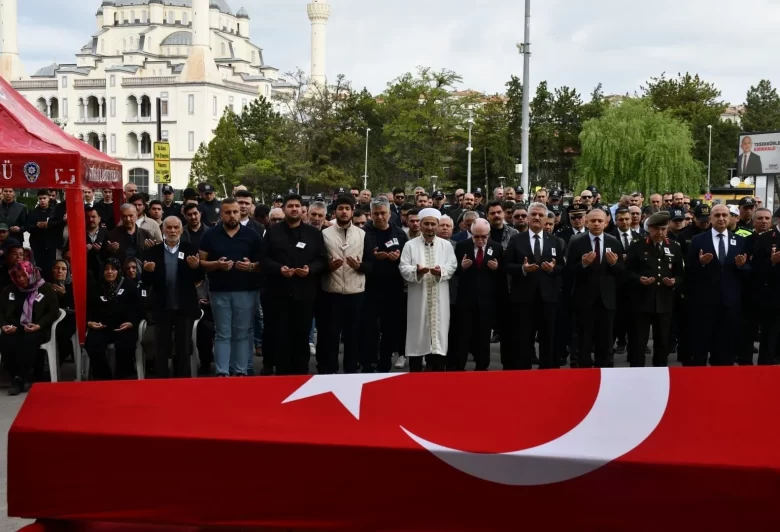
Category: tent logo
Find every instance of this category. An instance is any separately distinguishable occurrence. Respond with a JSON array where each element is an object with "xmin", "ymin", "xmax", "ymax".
[
  {"xmin": 23, "ymin": 162, "xmax": 41, "ymax": 183},
  {"xmin": 1, "ymin": 161, "xmax": 11, "ymax": 180}
]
